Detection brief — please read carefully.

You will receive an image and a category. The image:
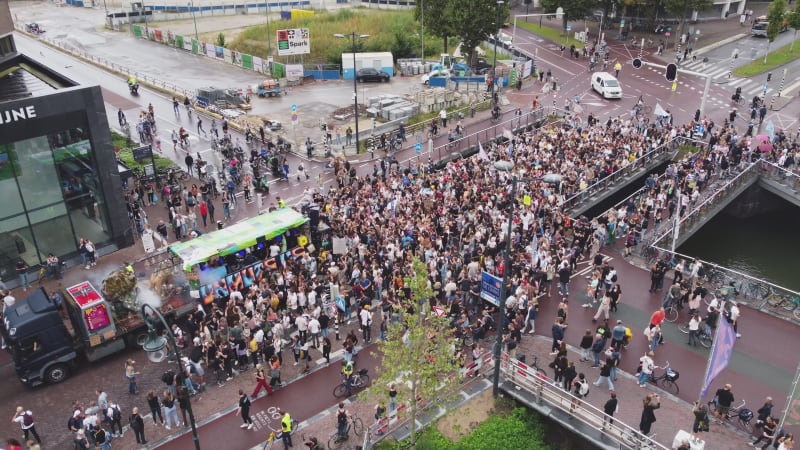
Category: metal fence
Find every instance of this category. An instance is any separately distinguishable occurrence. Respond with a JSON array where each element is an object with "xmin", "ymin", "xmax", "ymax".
[
  {"xmin": 499, "ymin": 353, "xmax": 668, "ymax": 450},
  {"xmin": 560, "ymin": 138, "xmax": 679, "ymax": 214}
]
